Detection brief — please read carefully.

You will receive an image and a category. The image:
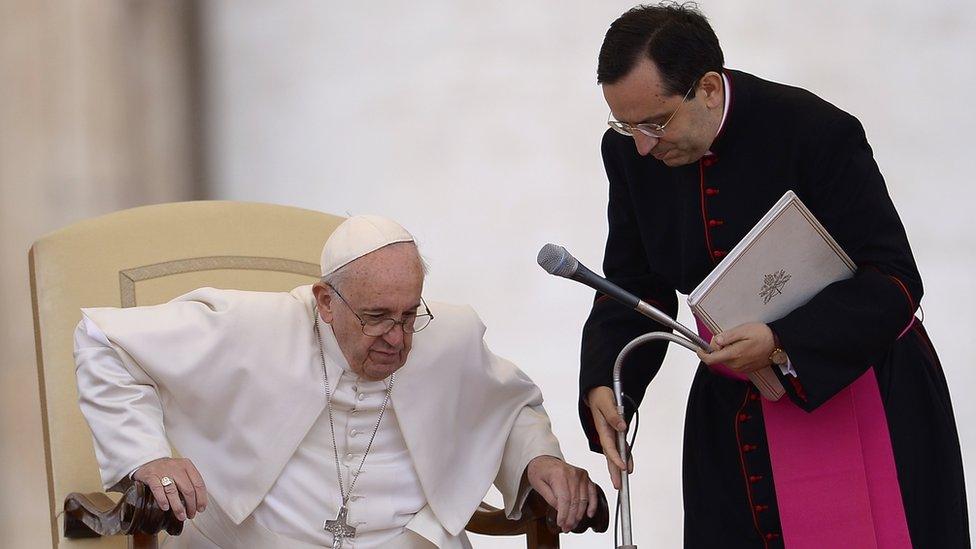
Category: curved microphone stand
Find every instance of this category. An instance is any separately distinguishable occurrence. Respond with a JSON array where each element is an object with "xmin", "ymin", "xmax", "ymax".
[
  {"xmin": 612, "ymin": 314, "xmax": 711, "ymax": 549},
  {"xmin": 535, "ymin": 243, "xmax": 748, "ymax": 548}
]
